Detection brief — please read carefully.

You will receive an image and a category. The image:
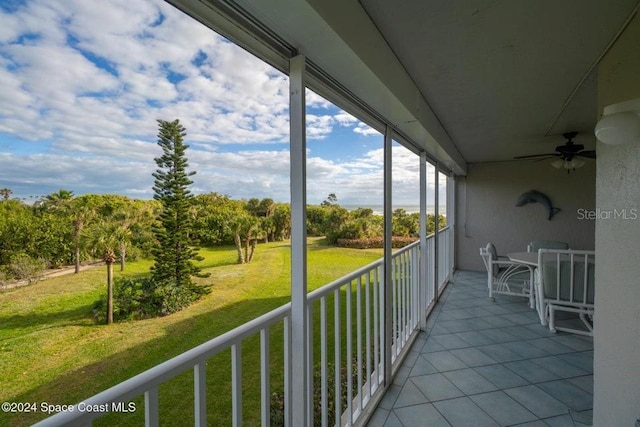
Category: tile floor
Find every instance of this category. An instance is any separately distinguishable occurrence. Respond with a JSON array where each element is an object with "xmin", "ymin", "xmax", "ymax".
[{"xmin": 367, "ymin": 270, "xmax": 593, "ymax": 427}]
